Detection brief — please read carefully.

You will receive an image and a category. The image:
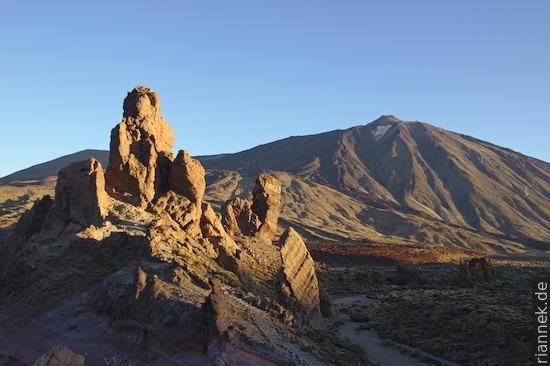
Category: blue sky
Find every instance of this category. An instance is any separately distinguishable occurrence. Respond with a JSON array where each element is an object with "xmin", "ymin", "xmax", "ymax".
[{"xmin": 1, "ymin": 1, "xmax": 549, "ymax": 177}]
